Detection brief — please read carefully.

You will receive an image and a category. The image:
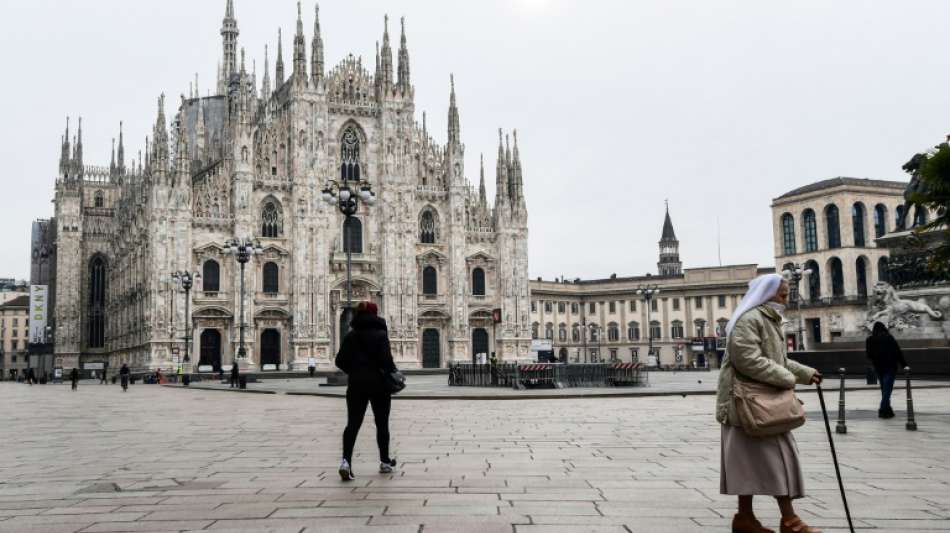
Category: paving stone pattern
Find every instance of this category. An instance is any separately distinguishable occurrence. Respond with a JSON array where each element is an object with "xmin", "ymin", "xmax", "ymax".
[{"xmin": 1, "ymin": 381, "xmax": 948, "ymax": 532}]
